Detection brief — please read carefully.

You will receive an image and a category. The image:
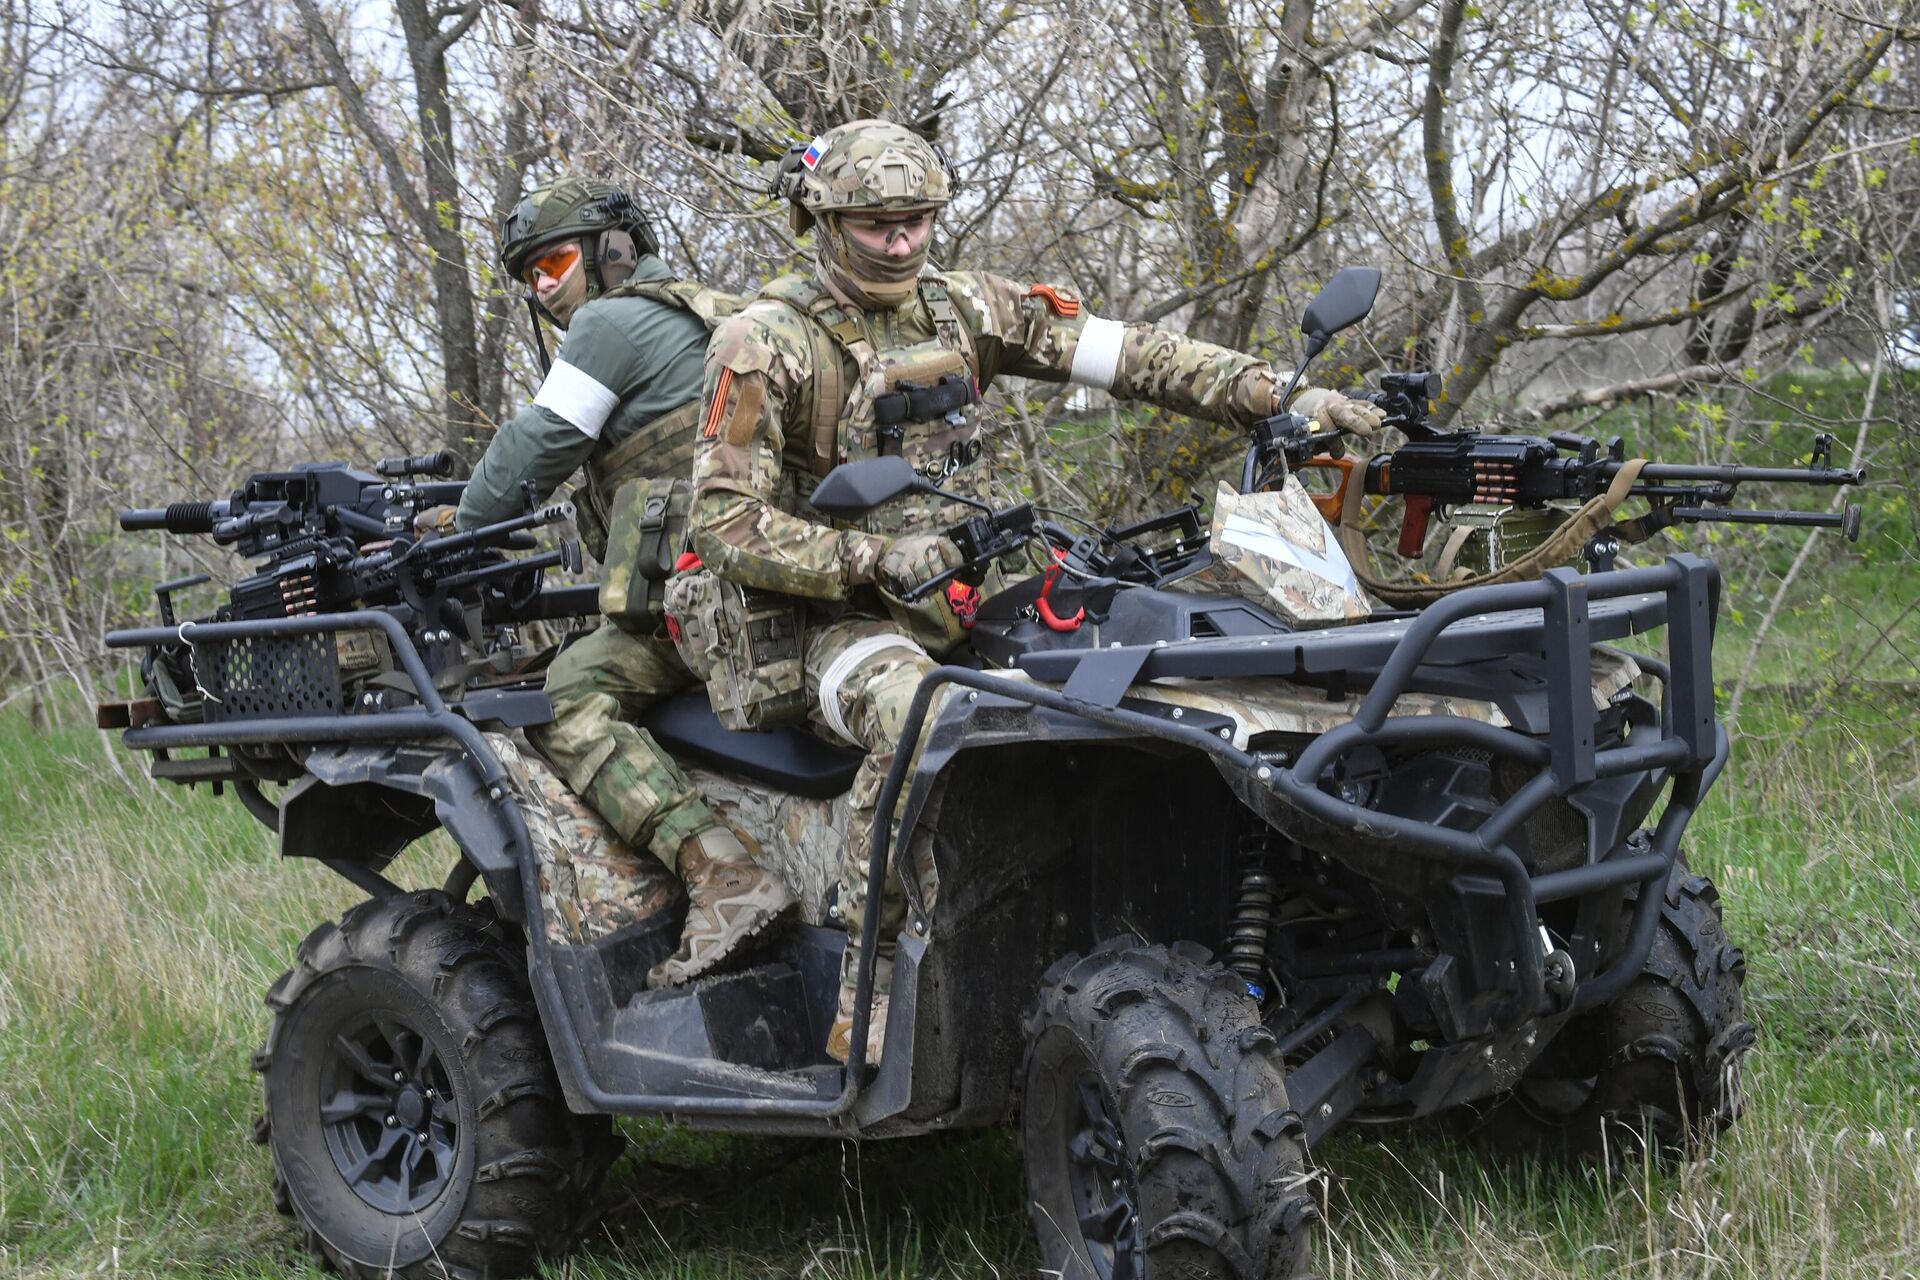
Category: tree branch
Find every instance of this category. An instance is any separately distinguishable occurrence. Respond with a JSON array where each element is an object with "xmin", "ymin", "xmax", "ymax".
[
  {"xmin": 1517, "ymin": 287, "xmax": 1749, "ymax": 341},
  {"xmin": 1516, "ymin": 363, "xmax": 1742, "ymax": 421},
  {"xmin": 289, "ymin": 0, "xmax": 436, "ymax": 240},
  {"xmin": 429, "ymin": 0, "xmax": 483, "ymax": 57}
]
